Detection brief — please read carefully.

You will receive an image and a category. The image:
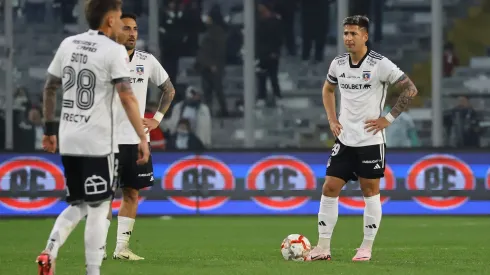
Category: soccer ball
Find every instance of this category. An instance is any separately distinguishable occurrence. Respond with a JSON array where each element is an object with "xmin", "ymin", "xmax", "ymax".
[{"xmin": 280, "ymin": 234, "xmax": 311, "ymax": 261}]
